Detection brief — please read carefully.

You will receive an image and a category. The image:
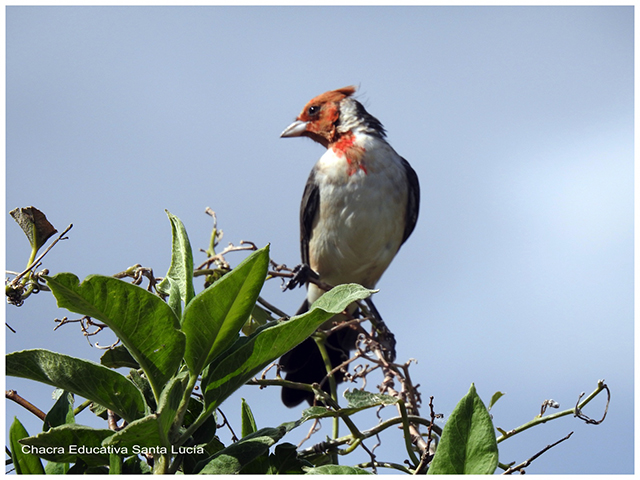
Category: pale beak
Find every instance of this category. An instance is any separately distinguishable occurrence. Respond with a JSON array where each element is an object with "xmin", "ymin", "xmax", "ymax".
[{"xmin": 280, "ymin": 120, "xmax": 308, "ymax": 138}]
